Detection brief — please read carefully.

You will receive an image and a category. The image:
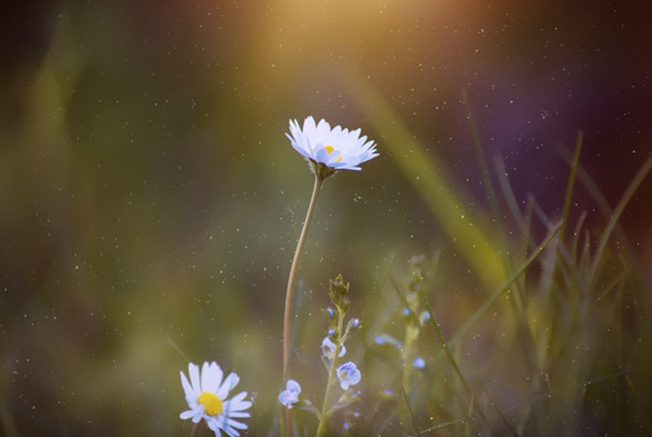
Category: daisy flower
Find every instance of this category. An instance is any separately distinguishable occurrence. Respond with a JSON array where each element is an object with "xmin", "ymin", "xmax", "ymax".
[
  {"xmin": 278, "ymin": 379, "xmax": 302, "ymax": 409},
  {"xmin": 286, "ymin": 116, "xmax": 379, "ymax": 171},
  {"xmin": 336, "ymin": 361, "xmax": 362, "ymax": 391},
  {"xmin": 180, "ymin": 362, "xmax": 252, "ymax": 437}
]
